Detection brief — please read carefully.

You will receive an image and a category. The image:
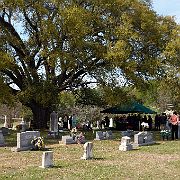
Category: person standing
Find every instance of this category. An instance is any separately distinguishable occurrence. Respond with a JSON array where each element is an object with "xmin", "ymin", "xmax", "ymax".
[
  {"xmin": 104, "ymin": 116, "xmax": 110, "ymax": 128},
  {"xmin": 147, "ymin": 115, "xmax": 153, "ymax": 131},
  {"xmin": 169, "ymin": 111, "xmax": 179, "ymax": 140},
  {"xmin": 160, "ymin": 113, "xmax": 167, "ymax": 130},
  {"xmin": 155, "ymin": 114, "xmax": 160, "ymax": 131},
  {"xmin": 63, "ymin": 114, "xmax": 68, "ymax": 129}
]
